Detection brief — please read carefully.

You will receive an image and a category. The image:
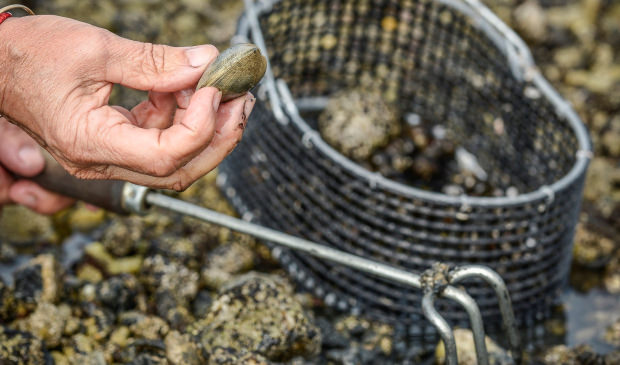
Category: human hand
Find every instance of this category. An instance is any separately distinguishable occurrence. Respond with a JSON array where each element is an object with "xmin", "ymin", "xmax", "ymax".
[
  {"xmin": 0, "ymin": 117, "xmax": 74, "ymax": 214},
  {"xmin": 0, "ymin": 15, "xmax": 255, "ymax": 192}
]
